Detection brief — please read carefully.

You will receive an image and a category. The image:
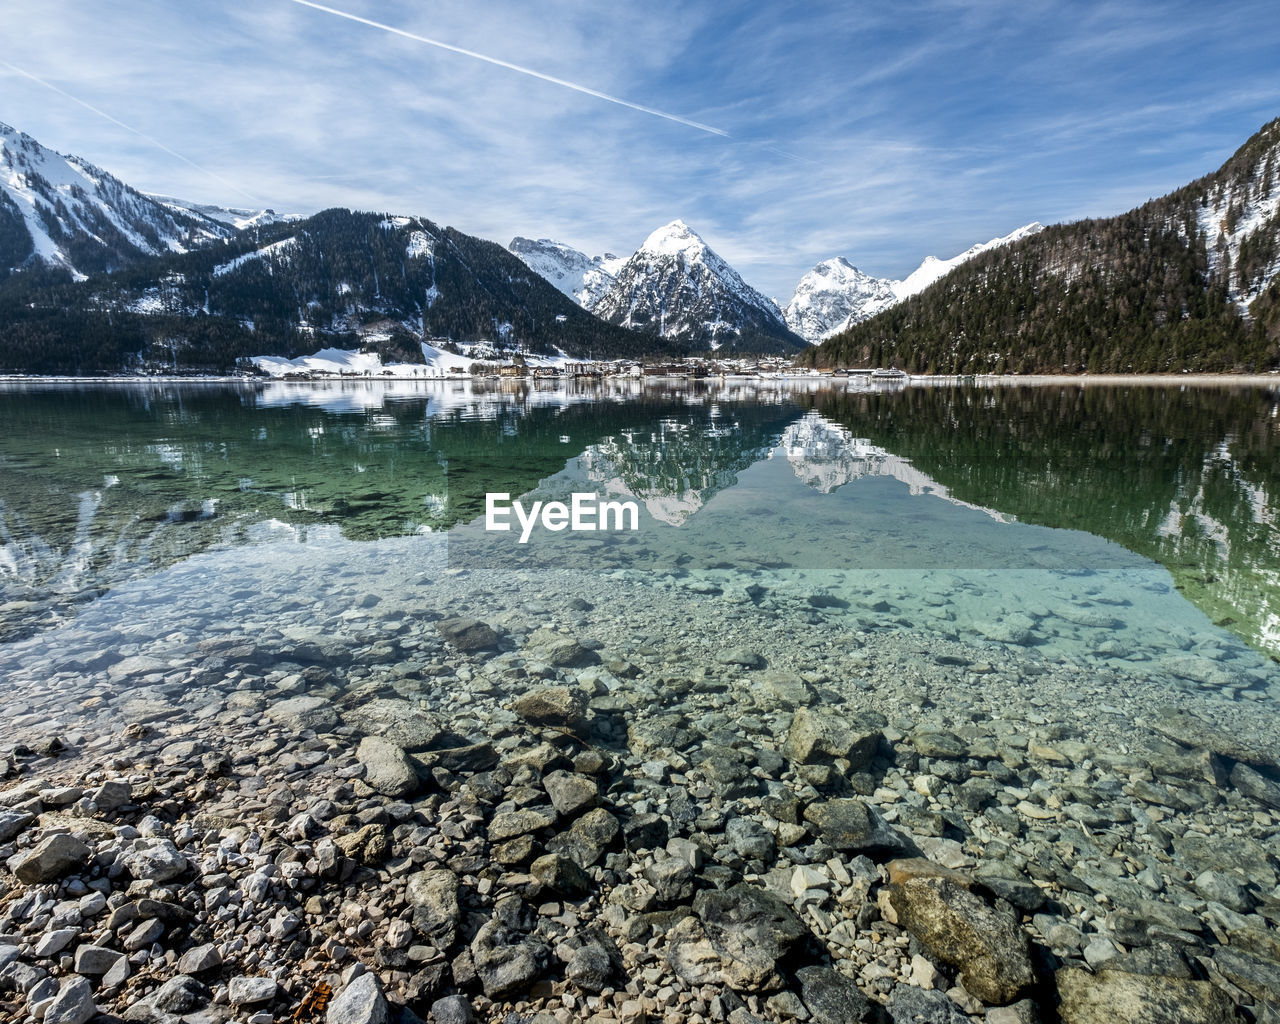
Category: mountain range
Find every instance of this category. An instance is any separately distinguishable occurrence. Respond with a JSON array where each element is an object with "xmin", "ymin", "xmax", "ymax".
[
  {"xmin": 2, "ymin": 115, "xmax": 1279, "ymax": 373},
  {"xmin": 507, "ymin": 220, "xmax": 1043, "ymax": 347},
  {"xmin": 800, "ymin": 115, "xmax": 1280, "ymax": 373}
]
